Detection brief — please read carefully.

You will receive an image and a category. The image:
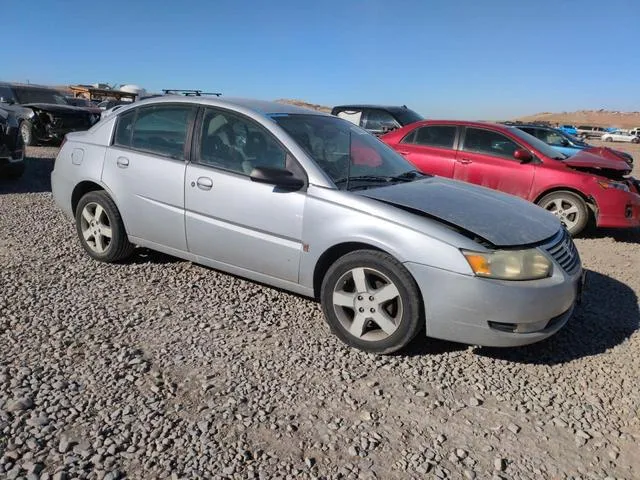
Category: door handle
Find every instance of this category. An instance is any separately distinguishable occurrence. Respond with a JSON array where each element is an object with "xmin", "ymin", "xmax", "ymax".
[
  {"xmin": 116, "ymin": 156, "xmax": 129, "ymax": 168},
  {"xmin": 195, "ymin": 176, "xmax": 213, "ymax": 190},
  {"xmin": 397, "ymin": 151, "xmax": 411, "ymax": 156},
  {"xmin": 457, "ymin": 158, "xmax": 472, "ymax": 165}
]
